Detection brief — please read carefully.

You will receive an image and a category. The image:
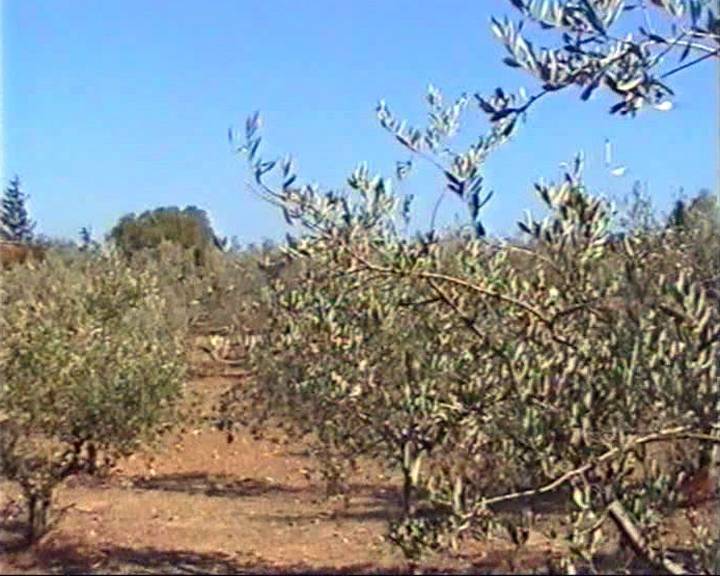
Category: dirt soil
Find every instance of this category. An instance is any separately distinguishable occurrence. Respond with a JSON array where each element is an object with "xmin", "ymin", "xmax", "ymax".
[
  {"xmin": 0, "ymin": 376, "xmax": 550, "ymax": 574},
  {"xmin": 0, "ymin": 374, "xmax": 715, "ymax": 574}
]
